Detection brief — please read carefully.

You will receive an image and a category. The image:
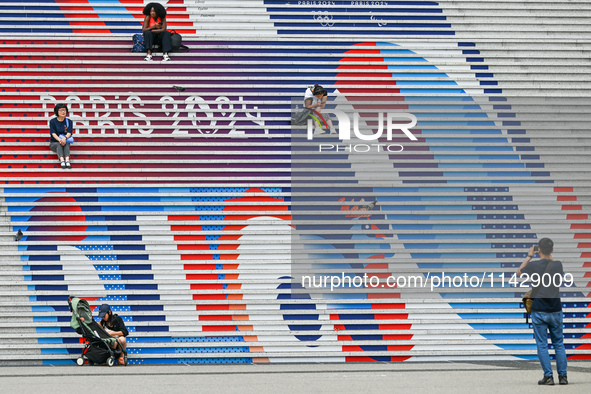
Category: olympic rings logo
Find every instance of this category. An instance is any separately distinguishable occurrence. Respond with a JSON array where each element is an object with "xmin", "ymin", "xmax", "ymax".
[{"xmin": 312, "ymin": 11, "xmax": 335, "ymax": 27}]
